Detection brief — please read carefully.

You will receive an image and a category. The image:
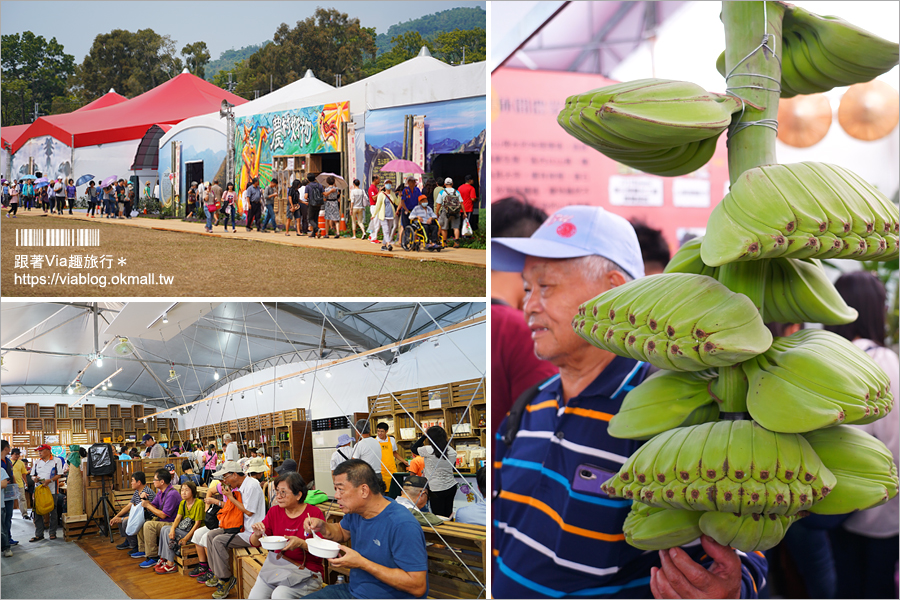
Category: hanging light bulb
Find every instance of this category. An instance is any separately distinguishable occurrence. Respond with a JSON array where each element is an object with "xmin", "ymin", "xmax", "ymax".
[
  {"xmin": 325, "ymin": 367, "xmax": 332, "ymax": 378},
  {"xmin": 300, "ymin": 375, "xmax": 306, "ymax": 384},
  {"xmin": 67, "ymin": 387, "xmax": 73, "ymax": 395},
  {"xmin": 163, "ymin": 313, "xmax": 168, "ymax": 324},
  {"xmin": 102, "ymin": 383, "xmax": 107, "ymax": 391},
  {"xmin": 96, "ymin": 355, "xmax": 103, "ymax": 367},
  {"xmin": 214, "ymin": 370, "xmax": 220, "ymax": 381}
]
